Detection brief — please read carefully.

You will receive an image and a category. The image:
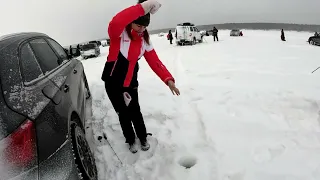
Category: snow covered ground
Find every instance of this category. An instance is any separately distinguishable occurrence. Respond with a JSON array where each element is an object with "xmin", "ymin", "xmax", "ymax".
[{"xmin": 82, "ymin": 30, "xmax": 320, "ymax": 180}]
